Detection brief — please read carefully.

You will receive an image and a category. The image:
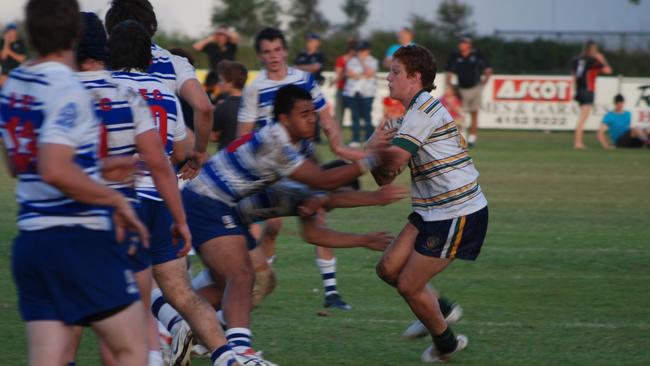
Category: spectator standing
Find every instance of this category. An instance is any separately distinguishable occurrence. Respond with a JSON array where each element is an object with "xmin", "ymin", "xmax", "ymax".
[
  {"xmin": 193, "ymin": 26, "xmax": 239, "ymax": 72},
  {"xmin": 295, "ymin": 32, "xmax": 326, "ymax": 142},
  {"xmin": 0, "ymin": 23, "xmax": 27, "ymax": 87},
  {"xmin": 383, "ymin": 27, "xmax": 414, "ymax": 69},
  {"xmin": 294, "ymin": 32, "xmax": 325, "ymax": 85},
  {"xmin": 597, "ymin": 94, "xmax": 648, "ymax": 149},
  {"xmin": 334, "ymin": 39, "xmax": 357, "ymax": 127},
  {"xmin": 572, "ymin": 40, "xmax": 612, "ymax": 150},
  {"xmin": 211, "ymin": 61, "xmax": 247, "ymax": 150},
  {"xmin": 343, "ymin": 40, "xmax": 378, "ymax": 147},
  {"xmin": 446, "ymin": 35, "xmax": 492, "ymax": 147}
]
